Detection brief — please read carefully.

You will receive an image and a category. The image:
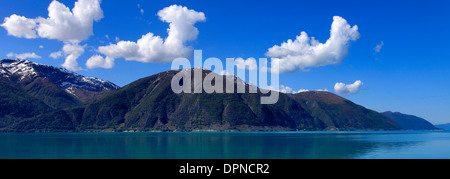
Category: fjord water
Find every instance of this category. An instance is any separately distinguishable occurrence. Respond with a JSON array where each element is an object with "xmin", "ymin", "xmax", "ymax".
[{"xmin": 0, "ymin": 131, "xmax": 449, "ymax": 159}]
